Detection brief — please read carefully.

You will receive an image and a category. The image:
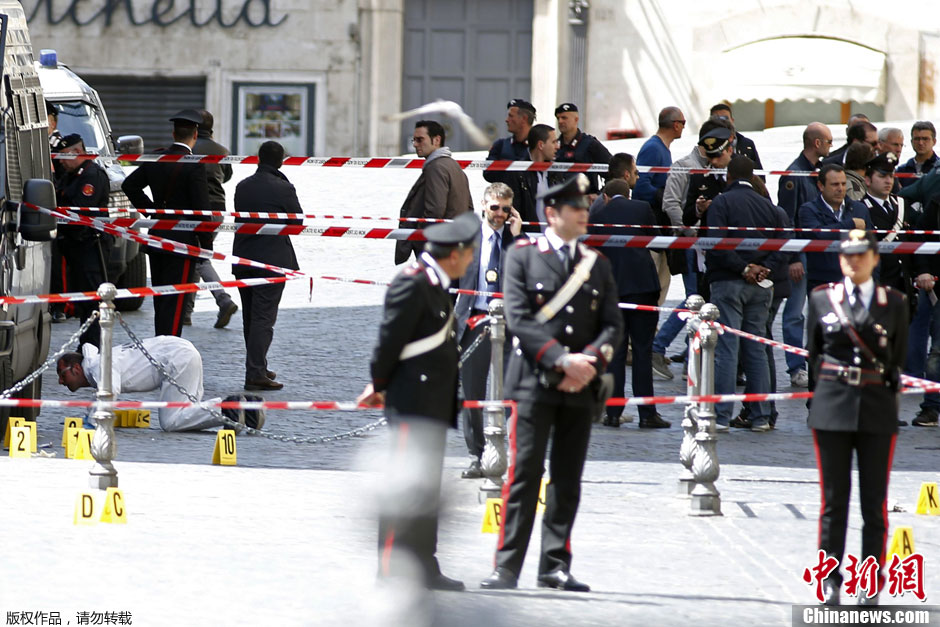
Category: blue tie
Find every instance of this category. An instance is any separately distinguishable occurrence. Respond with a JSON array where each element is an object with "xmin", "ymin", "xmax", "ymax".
[{"xmin": 485, "ymin": 232, "xmax": 501, "ymax": 299}]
